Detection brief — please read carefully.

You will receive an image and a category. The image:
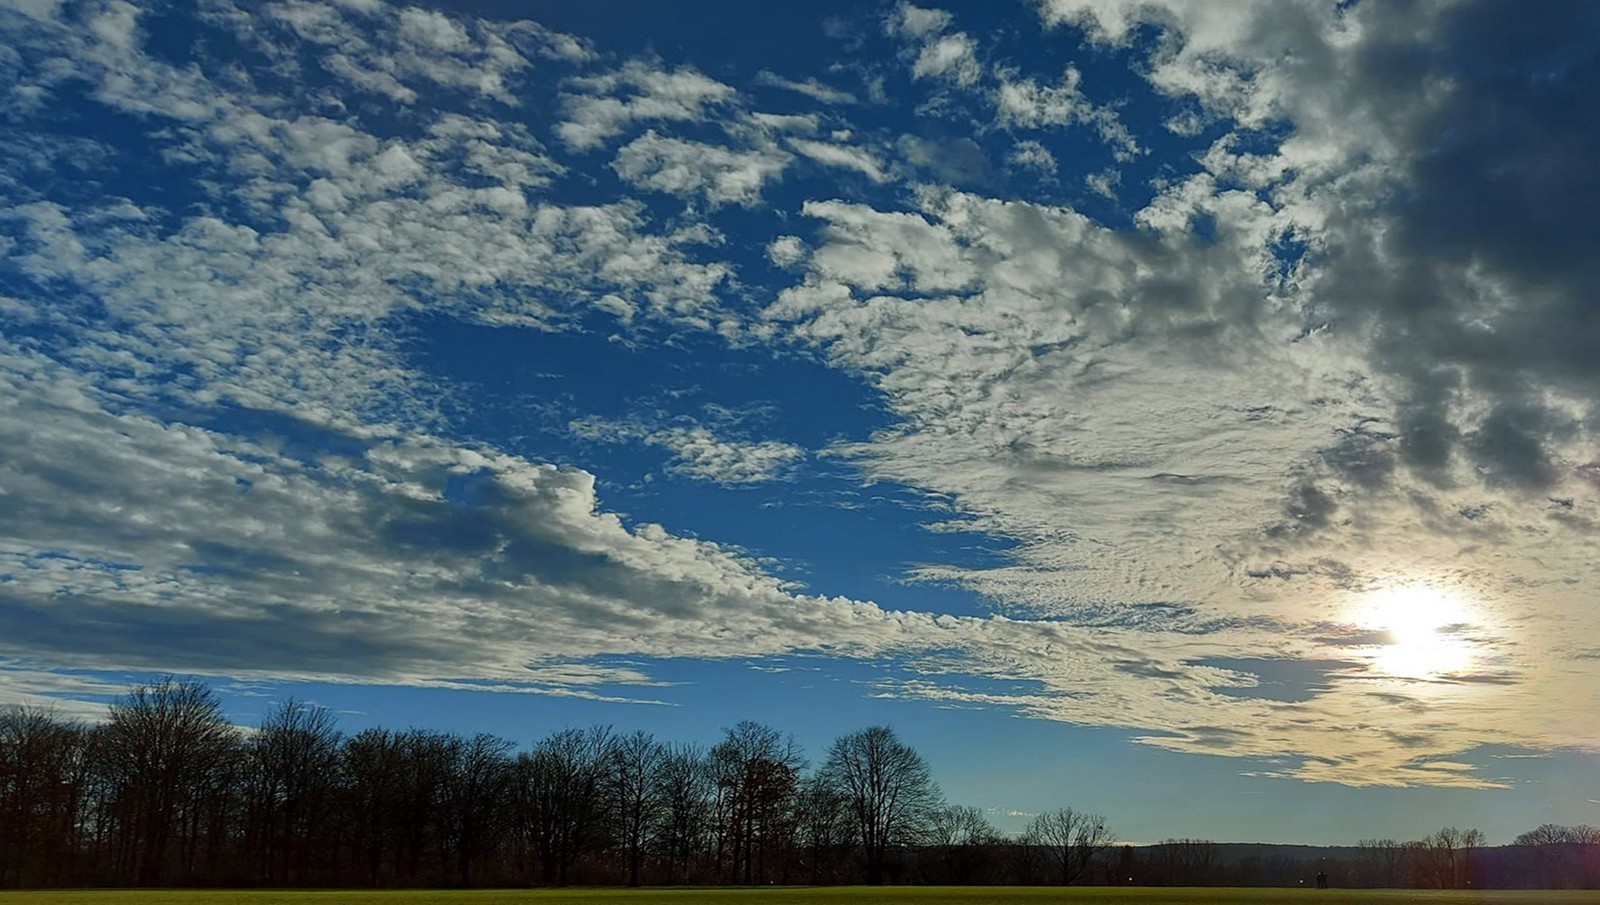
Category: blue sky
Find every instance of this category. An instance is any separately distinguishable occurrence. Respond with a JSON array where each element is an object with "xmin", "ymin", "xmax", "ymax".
[{"xmin": 3, "ymin": 0, "xmax": 1600, "ymax": 845}]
